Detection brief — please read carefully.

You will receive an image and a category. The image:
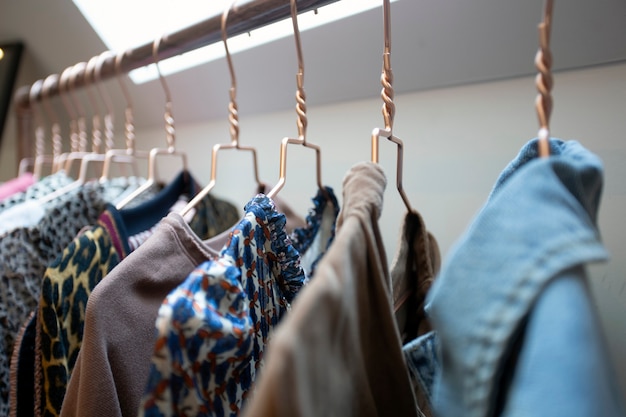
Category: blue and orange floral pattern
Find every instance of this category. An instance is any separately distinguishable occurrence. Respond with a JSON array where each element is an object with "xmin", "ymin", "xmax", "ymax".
[{"xmin": 139, "ymin": 195, "xmax": 305, "ymax": 417}]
